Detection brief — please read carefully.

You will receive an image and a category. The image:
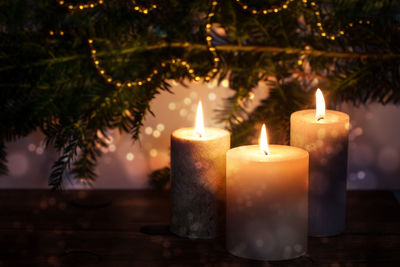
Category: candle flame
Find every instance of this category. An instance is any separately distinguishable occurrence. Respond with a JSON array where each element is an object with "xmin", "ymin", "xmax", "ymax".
[
  {"xmin": 259, "ymin": 123, "xmax": 269, "ymax": 155},
  {"xmin": 315, "ymin": 88, "xmax": 326, "ymax": 121},
  {"xmin": 194, "ymin": 100, "xmax": 205, "ymax": 138}
]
